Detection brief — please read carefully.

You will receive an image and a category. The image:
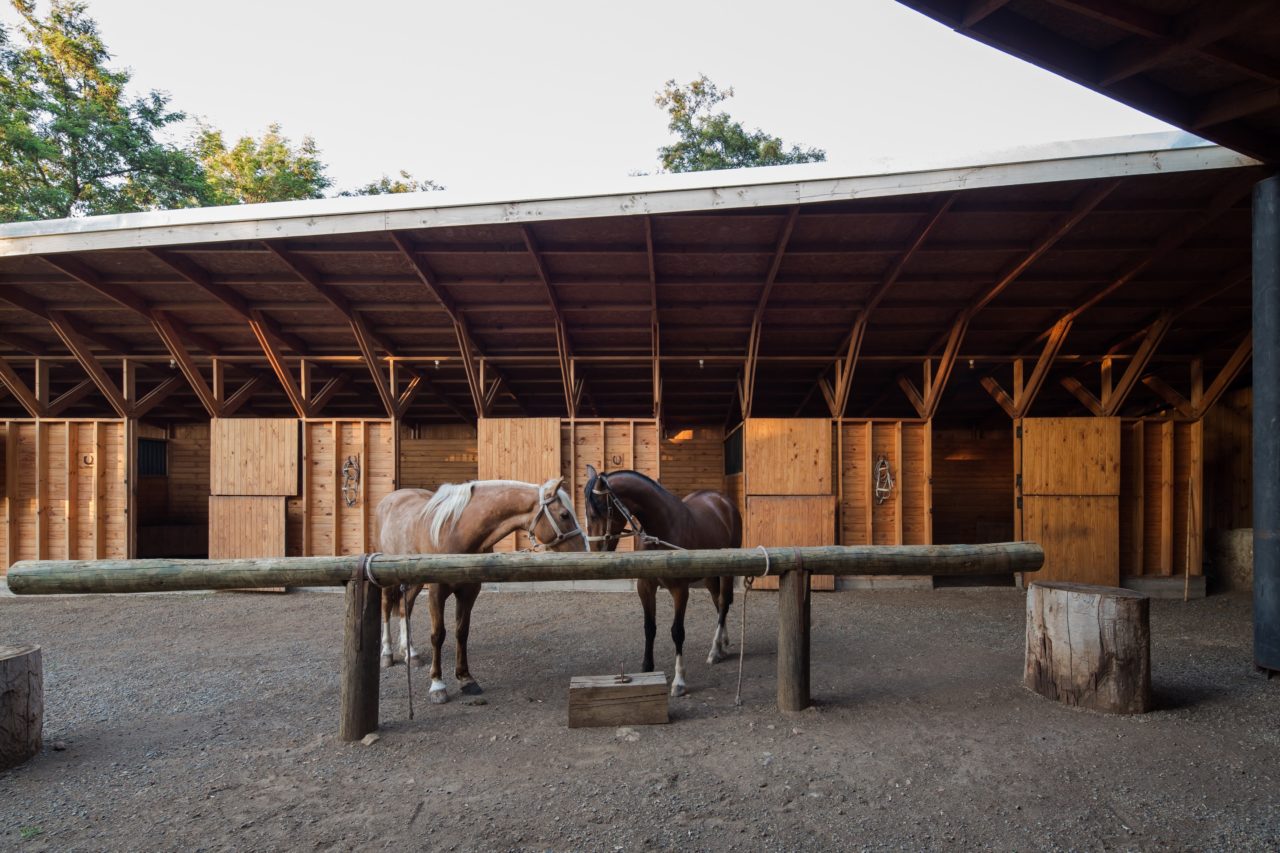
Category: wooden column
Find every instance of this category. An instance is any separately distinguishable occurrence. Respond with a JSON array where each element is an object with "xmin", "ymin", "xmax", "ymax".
[
  {"xmin": 777, "ymin": 568, "xmax": 811, "ymax": 712},
  {"xmin": 340, "ymin": 576, "xmax": 381, "ymax": 741},
  {"xmin": 0, "ymin": 644, "xmax": 42, "ymax": 770}
]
